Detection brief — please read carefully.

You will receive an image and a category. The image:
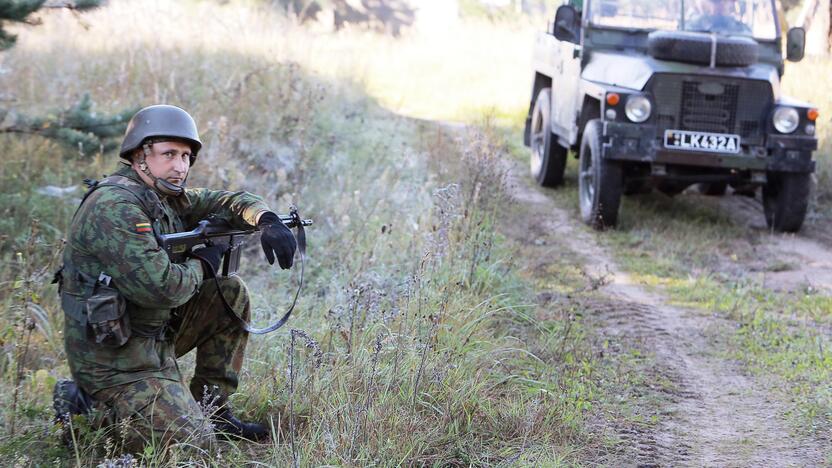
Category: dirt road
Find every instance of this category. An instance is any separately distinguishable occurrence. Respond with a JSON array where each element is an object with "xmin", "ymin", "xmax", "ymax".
[{"xmin": 502, "ymin": 157, "xmax": 829, "ymax": 467}]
